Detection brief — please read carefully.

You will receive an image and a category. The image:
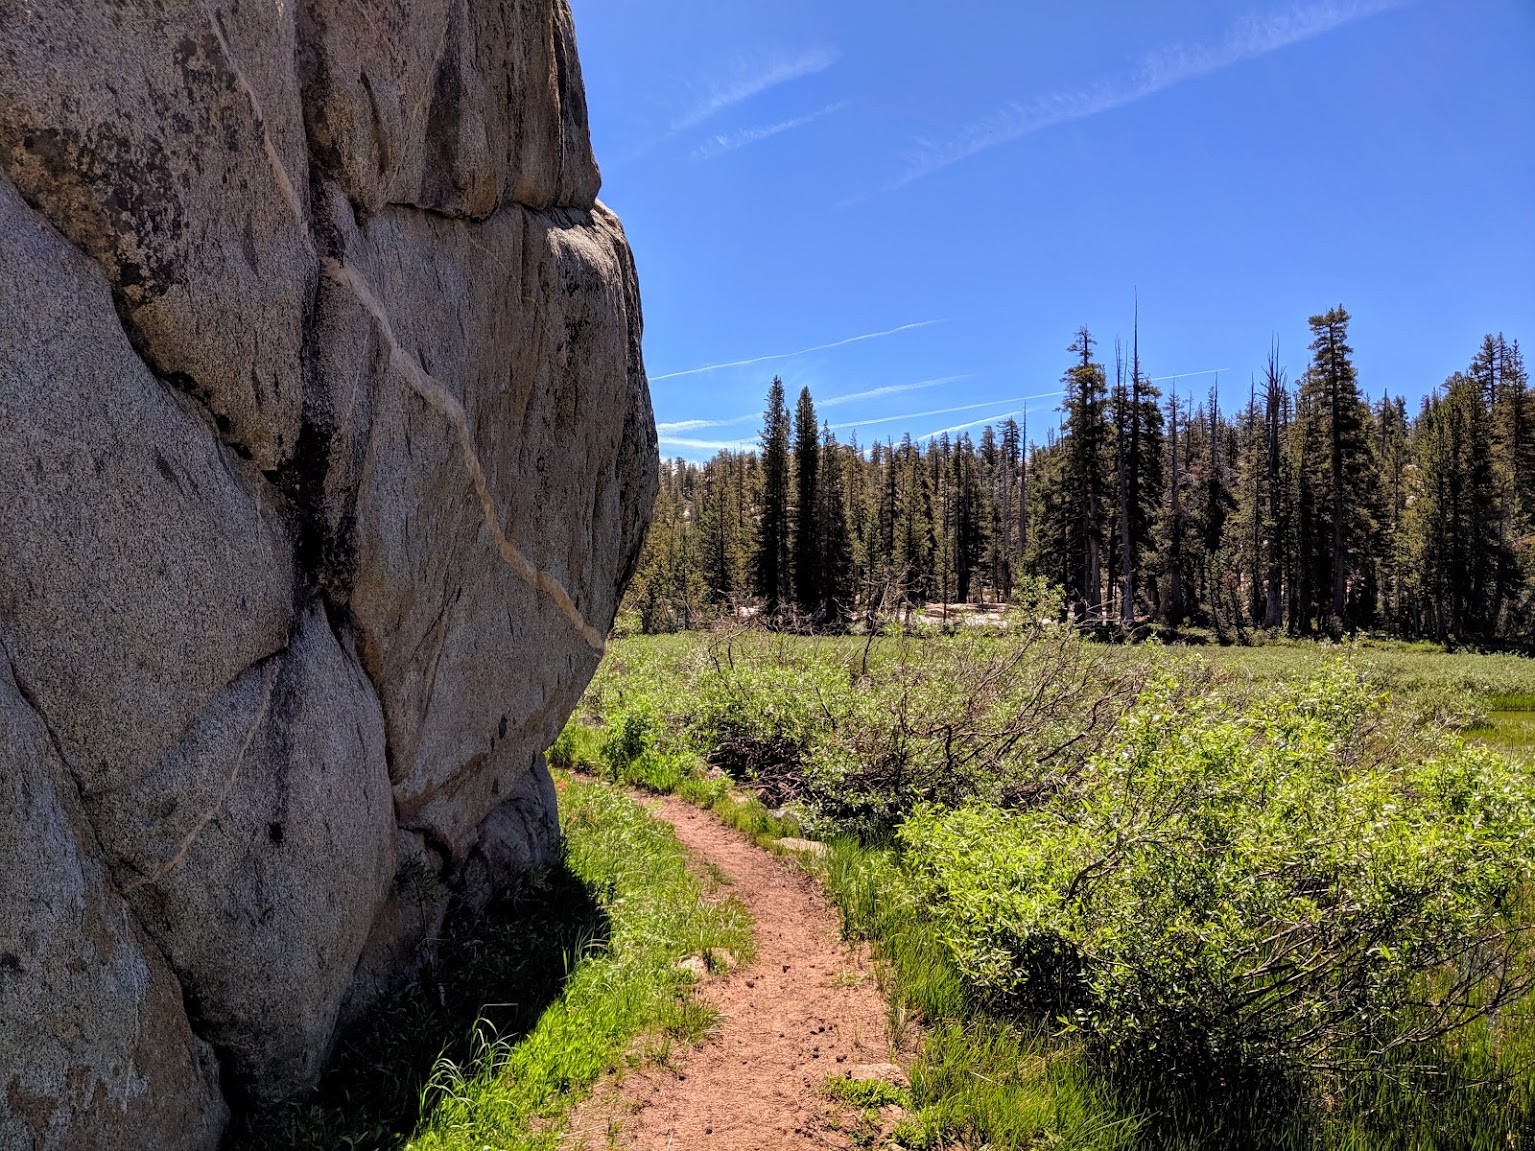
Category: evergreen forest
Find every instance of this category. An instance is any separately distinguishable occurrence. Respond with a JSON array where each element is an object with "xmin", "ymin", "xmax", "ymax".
[{"xmin": 632, "ymin": 312, "xmax": 1533, "ymax": 646}]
